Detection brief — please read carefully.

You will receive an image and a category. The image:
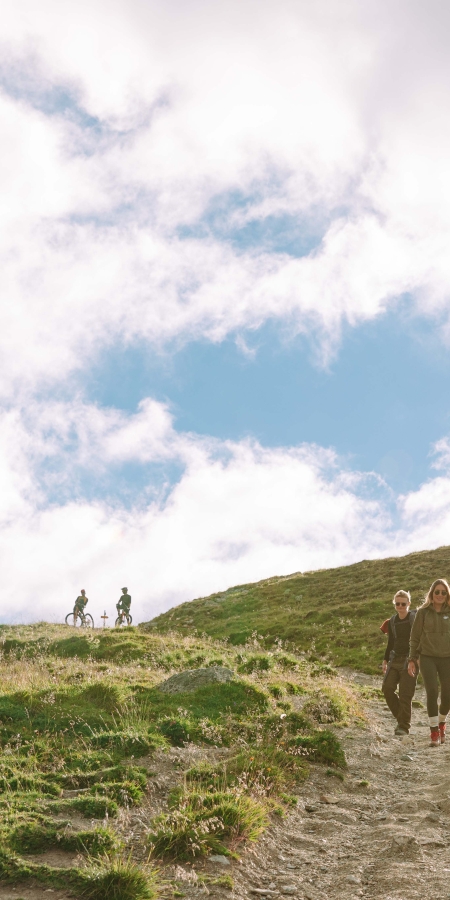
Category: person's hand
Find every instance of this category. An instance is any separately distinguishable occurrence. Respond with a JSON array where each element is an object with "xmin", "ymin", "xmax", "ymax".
[
  {"xmin": 382, "ymin": 660, "xmax": 387, "ymax": 674},
  {"xmin": 408, "ymin": 660, "xmax": 416, "ymax": 677}
]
